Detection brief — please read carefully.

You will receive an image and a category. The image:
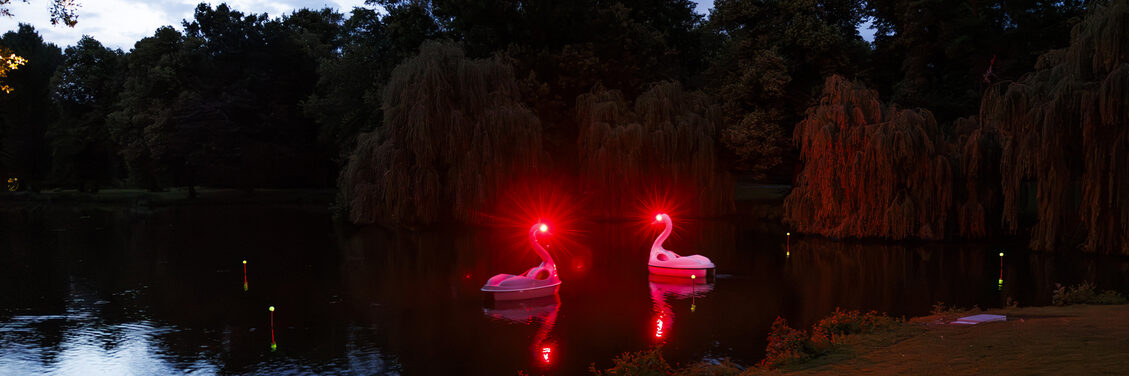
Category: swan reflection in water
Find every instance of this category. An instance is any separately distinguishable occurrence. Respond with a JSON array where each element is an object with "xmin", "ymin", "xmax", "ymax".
[
  {"xmin": 649, "ymin": 274, "xmax": 714, "ymax": 343},
  {"xmin": 483, "ymin": 294, "xmax": 560, "ymax": 366}
]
